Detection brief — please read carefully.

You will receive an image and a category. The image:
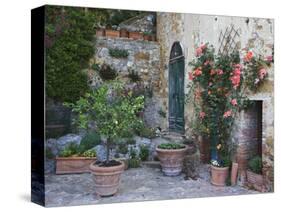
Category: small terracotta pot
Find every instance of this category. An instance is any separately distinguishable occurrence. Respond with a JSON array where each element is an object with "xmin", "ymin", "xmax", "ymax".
[
  {"xmin": 247, "ymin": 170, "xmax": 264, "ymax": 188},
  {"xmin": 96, "ymin": 29, "xmax": 105, "ymax": 37},
  {"xmin": 129, "ymin": 31, "xmax": 143, "ymax": 40},
  {"xmin": 143, "ymin": 34, "xmax": 150, "ymax": 41},
  {"xmin": 211, "ymin": 165, "xmax": 229, "ymax": 186},
  {"xmin": 156, "ymin": 145, "xmax": 187, "ymax": 176},
  {"xmin": 198, "ymin": 135, "xmax": 211, "ymax": 163},
  {"xmin": 56, "ymin": 157, "xmax": 96, "ymax": 174},
  {"xmin": 105, "ymin": 29, "xmax": 120, "ymax": 38},
  {"xmin": 90, "ymin": 162, "xmax": 124, "ymax": 196},
  {"xmin": 119, "ymin": 29, "xmax": 129, "ymax": 38},
  {"xmin": 150, "ymin": 35, "xmax": 156, "ymax": 41},
  {"xmin": 231, "ymin": 162, "xmax": 239, "ymax": 186}
]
